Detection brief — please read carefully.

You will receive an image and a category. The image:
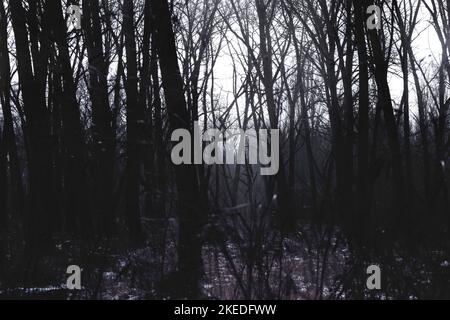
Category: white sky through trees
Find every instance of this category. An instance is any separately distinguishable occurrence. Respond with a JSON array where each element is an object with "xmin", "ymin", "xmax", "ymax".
[
  {"xmin": 190, "ymin": 0, "xmax": 443, "ymax": 128},
  {"xmin": 0, "ymin": 1, "xmax": 445, "ymax": 127}
]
